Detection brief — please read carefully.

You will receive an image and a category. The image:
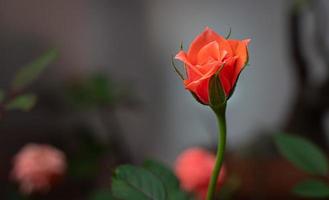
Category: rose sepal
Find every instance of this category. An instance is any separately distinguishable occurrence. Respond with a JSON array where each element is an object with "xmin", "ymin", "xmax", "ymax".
[
  {"xmin": 208, "ymin": 72, "xmax": 227, "ymax": 113},
  {"xmin": 172, "ymin": 54, "xmax": 207, "ymax": 105}
]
